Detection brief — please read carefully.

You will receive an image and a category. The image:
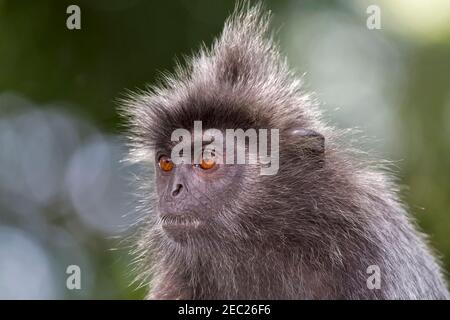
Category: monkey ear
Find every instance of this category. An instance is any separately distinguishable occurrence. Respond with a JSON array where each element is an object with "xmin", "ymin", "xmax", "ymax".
[{"xmin": 287, "ymin": 128, "xmax": 325, "ymax": 155}]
